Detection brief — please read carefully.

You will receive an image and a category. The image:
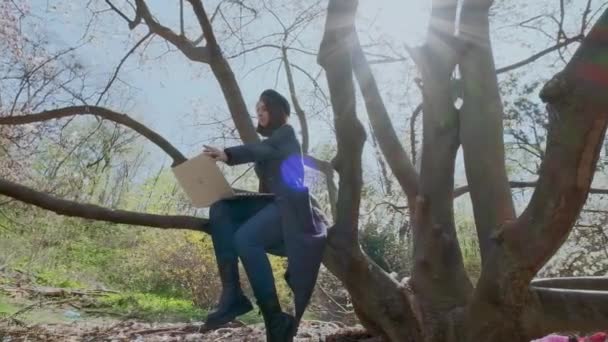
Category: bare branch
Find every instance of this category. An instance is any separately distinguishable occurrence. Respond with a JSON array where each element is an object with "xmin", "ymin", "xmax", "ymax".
[
  {"xmin": 131, "ymin": 0, "xmax": 211, "ymax": 63},
  {"xmin": 132, "ymin": 0, "xmax": 258, "ymax": 143},
  {"xmin": 290, "ymin": 63, "xmax": 329, "ymax": 102},
  {"xmin": 496, "ymin": 35, "xmax": 584, "ymax": 74},
  {"xmin": 227, "ymin": 44, "xmax": 316, "ymax": 59},
  {"xmin": 304, "ymin": 154, "xmax": 337, "ymax": 219},
  {"xmin": 459, "ymin": 0, "xmax": 516, "ymax": 262},
  {"xmin": 454, "ymin": 180, "xmax": 608, "ymax": 198},
  {"xmin": 282, "ymin": 48, "xmax": 310, "ymax": 153},
  {"xmin": 369, "ymin": 37, "xmax": 583, "ymax": 76},
  {"xmin": 180, "ymin": 0, "xmax": 185, "ymax": 36},
  {"xmin": 367, "ymin": 54, "xmax": 407, "ymax": 65},
  {"xmin": 409, "ymin": 104, "xmax": 422, "ymax": 166},
  {"xmin": 186, "ymin": 0, "xmax": 218, "ymax": 48},
  {"xmin": 351, "ymin": 34, "xmax": 419, "ymax": 203},
  {"xmin": 581, "ymin": 0, "xmax": 594, "ymax": 33},
  {"xmin": 105, "ymin": 0, "xmax": 141, "ymax": 29},
  {"xmin": 96, "ymin": 32, "xmax": 154, "ymax": 105},
  {"xmin": 0, "ymin": 178, "xmax": 208, "ymax": 232},
  {"xmin": 0, "ymin": 106, "xmax": 187, "ymax": 165}
]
